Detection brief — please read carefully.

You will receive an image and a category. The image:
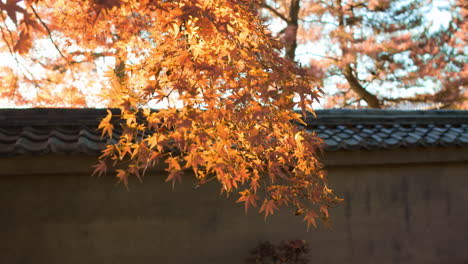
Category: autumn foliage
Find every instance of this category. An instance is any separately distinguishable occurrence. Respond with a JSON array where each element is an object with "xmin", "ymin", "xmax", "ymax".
[
  {"xmin": 1, "ymin": 0, "xmax": 341, "ymax": 227},
  {"xmin": 2, "ymin": 1, "xmax": 466, "ymax": 109}
]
